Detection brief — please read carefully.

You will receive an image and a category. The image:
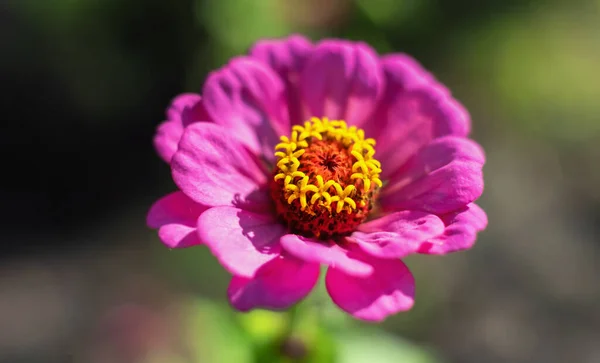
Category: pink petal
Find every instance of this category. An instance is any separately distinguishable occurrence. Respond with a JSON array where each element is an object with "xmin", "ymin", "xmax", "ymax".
[
  {"xmin": 326, "ymin": 257, "xmax": 415, "ymax": 322},
  {"xmin": 180, "ymin": 99, "xmax": 212, "ymax": 127},
  {"xmin": 171, "ymin": 123, "xmax": 271, "ymax": 210},
  {"xmin": 153, "ymin": 94, "xmax": 203, "ymax": 163},
  {"xmin": 153, "ymin": 121, "xmax": 184, "ymax": 163},
  {"xmin": 380, "ymin": 54, "xmax": 441, "ymax": 91},
  {"xmin": 166, "ymin": 93, "xmax": 203, "ymax": 124},
  {"xmin": 380, "ymin": 136, "xmax": 485, "ymax": 215},
  {"xmin": 250, "ymin": 34, "xmax": 314, "ymax": 125},
  {"xmin": 147, "ymin": 191, "xmax": 208, "ymax": 248},
  {"xmin": 300, "ymin": 40, "xmax": 384, "ymax": 127},
  {"xmin": 202, "ymin": 57, "xmax": 290, "ymax": 161},
  {"xmin": 197, "ymin": 206, "xmax": 286, "ymax": 278},
  {"xmin": 228, "ymin": 256, "xmax": 320, "ymax": 311},
  {"xmin": 366, "ymin": 56, "xmax": 470, "ymax": 178},
  {"xmin": 464, "ymin": 203, "xmax": 488, "ymax": 231},
  {"xmin": 250, "ymin": 34, "xmax": 313, "ymax": 75},
  {"xmin": 350, "ymin": 210, "xmax": 445, "ymax": 259},
  {"xmin": 279, "ymin": 234, "xmax": 373, "ymax": 277},
  {"xmin": 418, "ymin": 203, "xmax": 488, "ymax": 254}
]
